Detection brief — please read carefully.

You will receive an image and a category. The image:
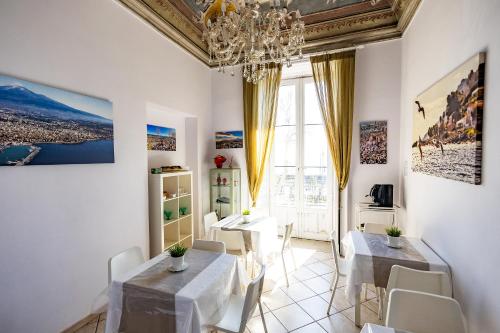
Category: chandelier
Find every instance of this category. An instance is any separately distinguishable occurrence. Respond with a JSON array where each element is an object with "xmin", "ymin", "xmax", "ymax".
[{"xmin": 198, "ymin": 0, "xmax": 305, "ymax": 83}]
